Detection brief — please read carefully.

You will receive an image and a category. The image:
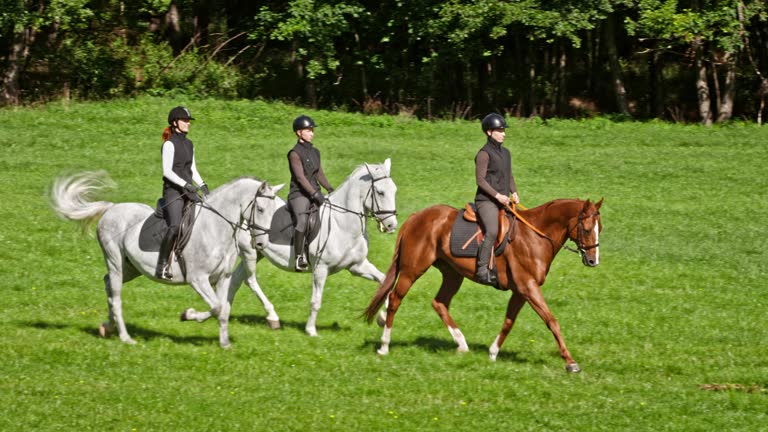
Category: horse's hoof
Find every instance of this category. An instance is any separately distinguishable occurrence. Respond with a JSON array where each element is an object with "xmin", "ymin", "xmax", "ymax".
[
  {"xmin": 121, "ymin": 337, "xmax": 137, "ymax": 345},
  {"xmin": 376, "ymin": 347, "xmax": 389, "ymax": 356},
  {"xmin": 267, "ymin": 319, "xmax": 281, "ymax": 330},
  {"xmin": 98, "ymin": 322, "xmax": 112, "ymax": 338},
  {"xmin": 221, "ymin": 342, "xmax": 232, "ymax": 350},
  {"xmin": 565, "ymin": 363, "xmax": 581, "ymax": 373},
  {"xmin": 180, "ymin": 308, "xmax": 193, "ymax": 321},
  {"xmin": 457, "ymin": 346, "xmax": 469, "ymax": 354}
]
